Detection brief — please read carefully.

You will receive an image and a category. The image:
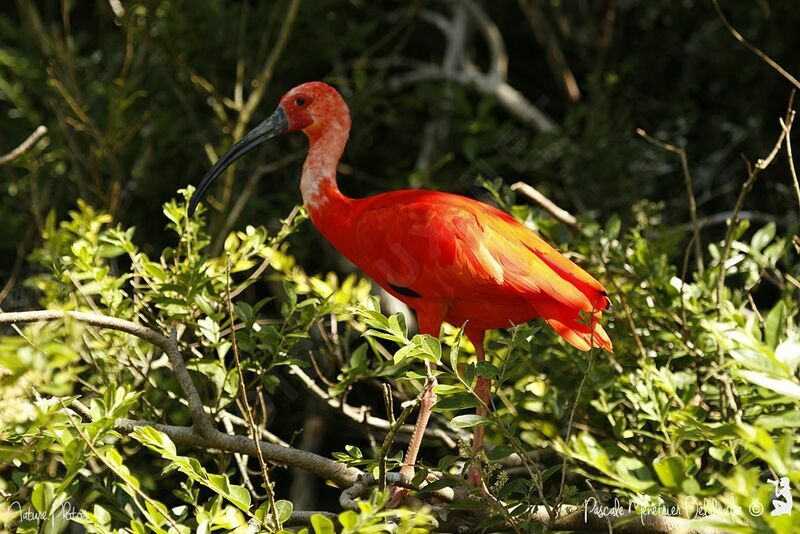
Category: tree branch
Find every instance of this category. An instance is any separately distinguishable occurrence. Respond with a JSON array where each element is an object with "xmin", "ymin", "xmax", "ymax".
[
  {"xmin": 0, "ymin": 309, "xmax": 361, "ymax": 487},
  {"xmin": 715, "ymin": 96, "xmax": 795, "ymax": 306},
  {"xmin": 511, "ymin": 181, "xmax": 578, "ymax": 229},
  {"xmin": 288, "ymin": 364, "xmax": 462, "ymax": 447},
  {"xmin": 0, "ymin": 125, "xmax": 48, "ymax": 165},
  {"xmin": 711, "ymin": 0, "xmax": 800, "ymax": 91},
  {"xmin": 516, "ymin": 0, "xmax": 581, "ymax": 102},
  {"xmin": 388, "ymin": 1, "xmax": 558, "ymax": 133}
]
